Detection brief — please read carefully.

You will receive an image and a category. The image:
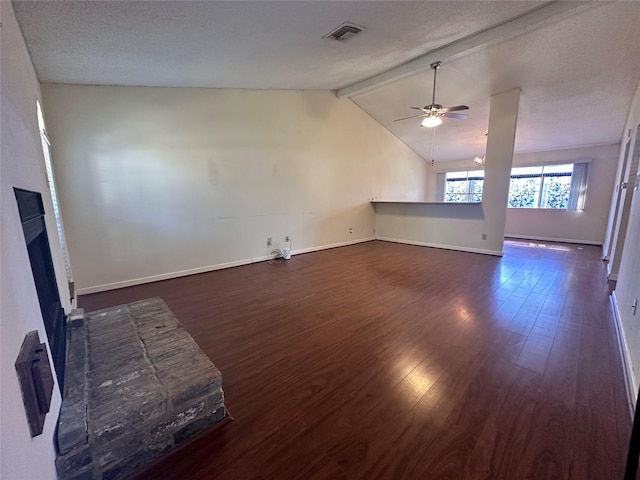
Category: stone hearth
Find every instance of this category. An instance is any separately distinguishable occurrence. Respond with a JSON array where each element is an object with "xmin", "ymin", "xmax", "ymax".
[{"xmin": 56, "ymin": 298, "xmax": 227, "ymax": 480}]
